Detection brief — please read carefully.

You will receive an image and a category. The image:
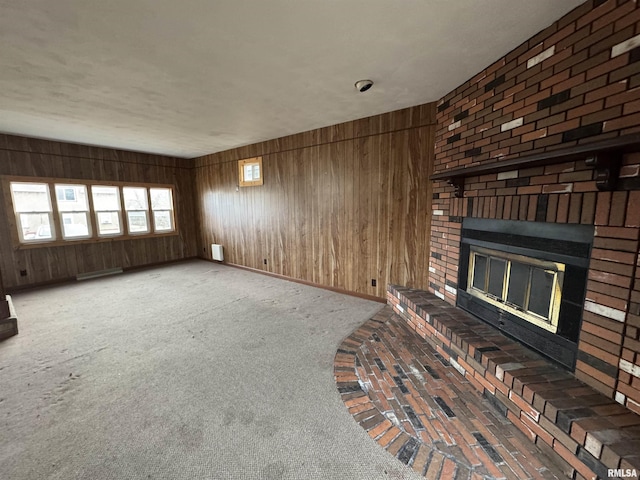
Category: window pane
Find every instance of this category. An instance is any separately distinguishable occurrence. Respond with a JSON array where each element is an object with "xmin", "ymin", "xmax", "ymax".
[
  {"xmin": 488, "ymin": 258, "xmax": 506, "ymax": 299},
  {"xmin": 153, "ymin": 211, "xmax": 173, "ymax": 231},
  {"xmin": 472, "ymin": 255, "xmax": 487, "ymax": 291},
  {"xmin": 20, "ymin": 213, "xmax": 53, "ymax": 240},
  {"xmin": 507, "ymin": 262, "xmax": 529, "ymax": 309},
  {"xmin": 123, "ymin": 187, "xmax": 148, "ymax": 210},
  {"xmin": 529, "ymin": 268, "xmax": 554, "ymax": 318},
  {"xmin": 97, "ymin": 212, "xmax": 121, "ymax": 235},
  {"xmin": 253, "ymin": 164, "xmax": 260, "ymax": 179},
  {"xmin": 244, "ymin": 164, "xmax": 254, "ymax": 181},
  {"xmin": 92, "ymin": 186, "xmax": 120, "ymax": 211},
  {"xmin": 150, "ymin": 188, "xmax": 172, "ymax": 210},
  {"xmin": 55, "ymin": 185, "xmax": 88, "ymax": 211},
  {"xmin": 61, "ymin": 213, "xmax": 90, "ymax": 238},
  {"xmin": 127, "ymin": 211, "xmax": 149, "ymax": 233},
  {"xmin": 11, "ymin": 183, "xmax": 51, "ymax": 212}
]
